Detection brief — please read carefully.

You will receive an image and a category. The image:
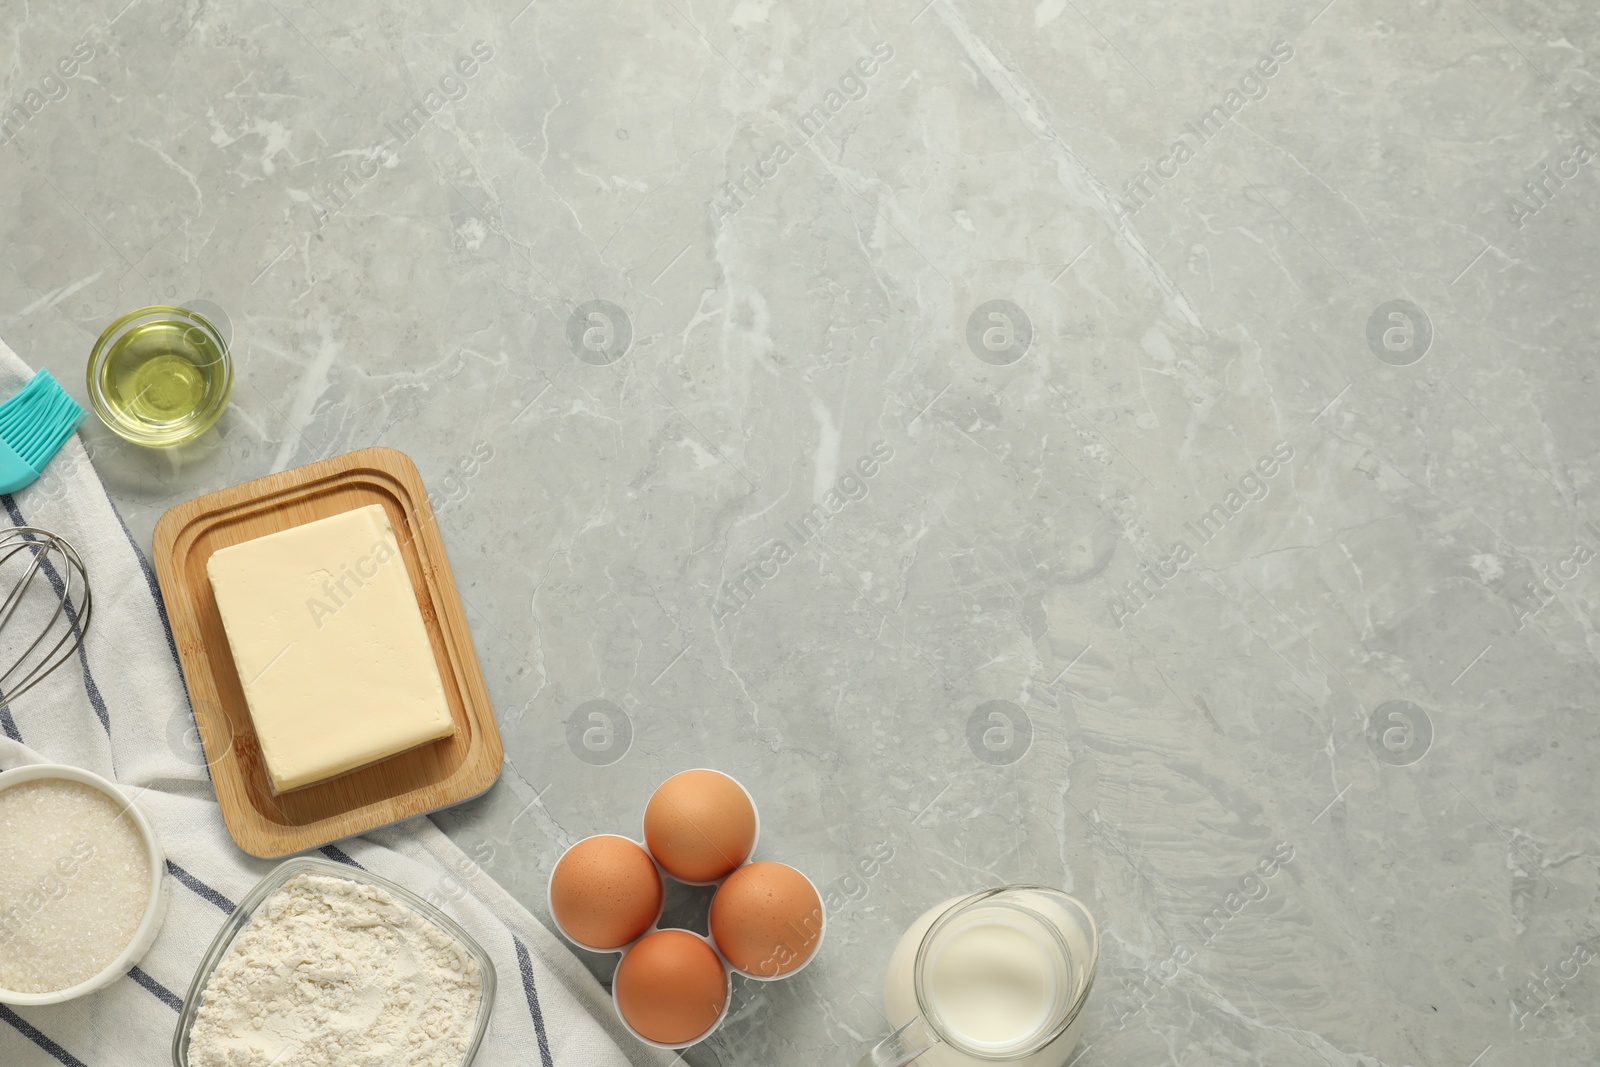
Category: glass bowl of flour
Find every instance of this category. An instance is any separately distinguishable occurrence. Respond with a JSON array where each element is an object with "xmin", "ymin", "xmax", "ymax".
[
  {"xmin": 0, "ymin": 763, "xmax": 169, "ymax": 1006},
  {"xmin": 173, "ymin": 857, "xmax": 496, "ymax": 1067}
]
